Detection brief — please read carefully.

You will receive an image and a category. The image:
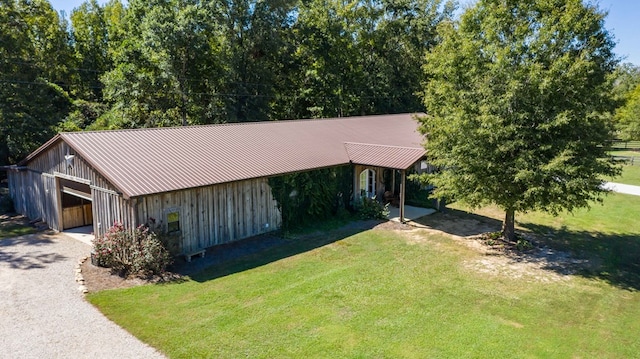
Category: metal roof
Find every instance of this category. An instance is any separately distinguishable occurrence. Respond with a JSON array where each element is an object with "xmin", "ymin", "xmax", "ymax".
[
  {"xmin": 27, "ymin": 113, "xmax": 426, "ymax": 198},
  {"xmin": 343, "ymin": 142, "xmax": 426, "ymax": 170}
]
